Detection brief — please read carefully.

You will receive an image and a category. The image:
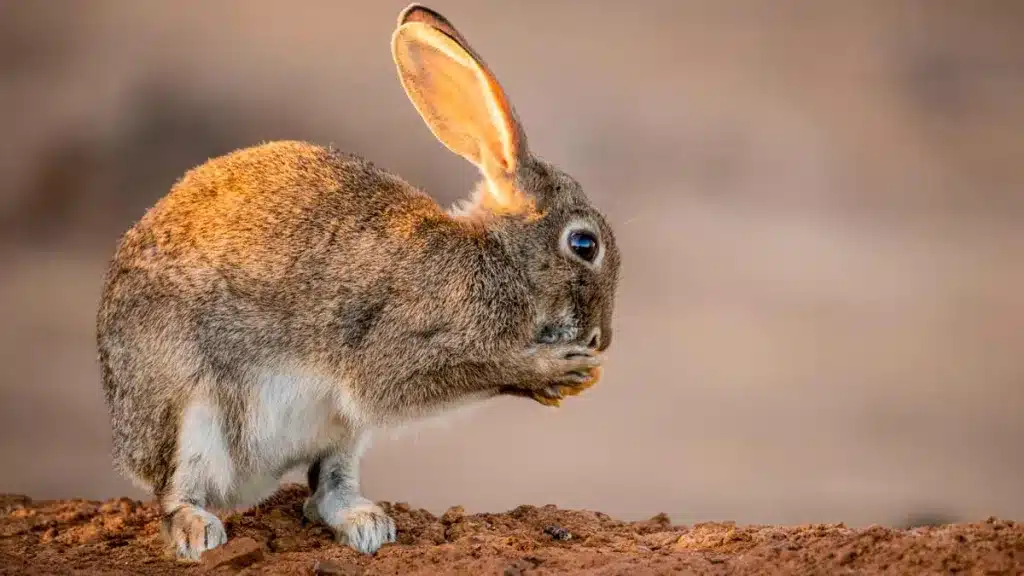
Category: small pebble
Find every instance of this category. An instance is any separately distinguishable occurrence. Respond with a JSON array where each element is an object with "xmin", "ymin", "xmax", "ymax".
[
  {"xmin": 544, "ymin": 525, "xmax": 572, "ymax": 541},
  {"xmin": 200, "ymin": 537, "xmax": 265, "ymax": 569}
]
